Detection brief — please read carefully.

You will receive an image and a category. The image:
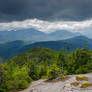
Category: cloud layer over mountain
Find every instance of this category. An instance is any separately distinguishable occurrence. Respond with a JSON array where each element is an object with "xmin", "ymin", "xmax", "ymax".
[
  {"xmin": 0, "ymin": 19, "xmax": 92, "ymax": 33},
  {"xmin": 0, "ymin": 0, "xmax": 92, "ymax": 22}
]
